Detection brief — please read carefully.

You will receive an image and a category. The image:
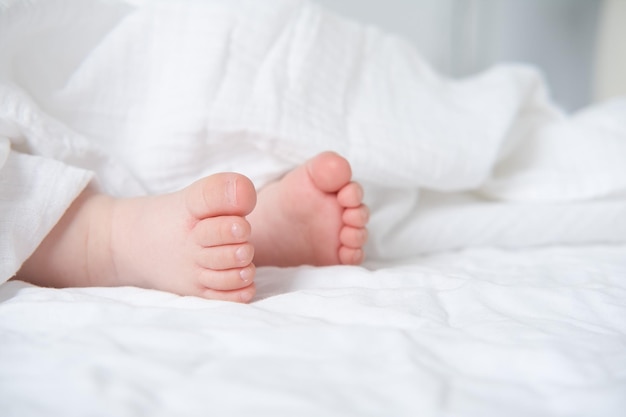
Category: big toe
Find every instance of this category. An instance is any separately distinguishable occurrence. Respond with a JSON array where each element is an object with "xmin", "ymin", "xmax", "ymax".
[
  {"xmin": 185, "ymin": 173, "xmax": 257, "ymax": 219},
  {"xmin": 306, "ymin": 151, "xmax": 352, "ymax": 193}
]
